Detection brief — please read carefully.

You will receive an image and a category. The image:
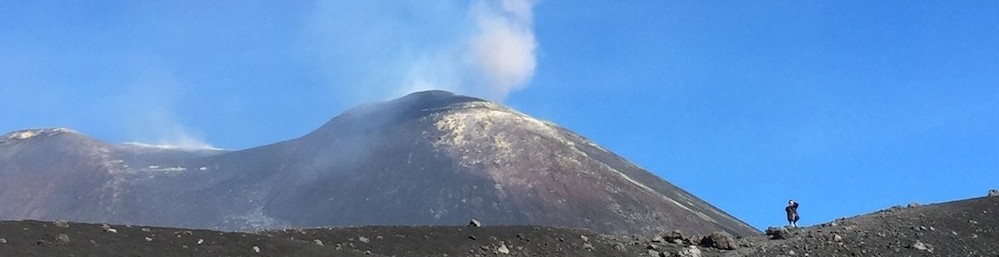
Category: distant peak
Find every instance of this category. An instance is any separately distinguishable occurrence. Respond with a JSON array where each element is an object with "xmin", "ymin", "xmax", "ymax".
[
  {"xmin": 2, "ymin": 128, "xmax": 80, "ymax": 140},
  {"xmin": 394, "ymin": 90, "xmax": 485, "ymax": 106},
  {"xmin": 402, "ymin": 90, "xmax": 458, "ymax": 98}
]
